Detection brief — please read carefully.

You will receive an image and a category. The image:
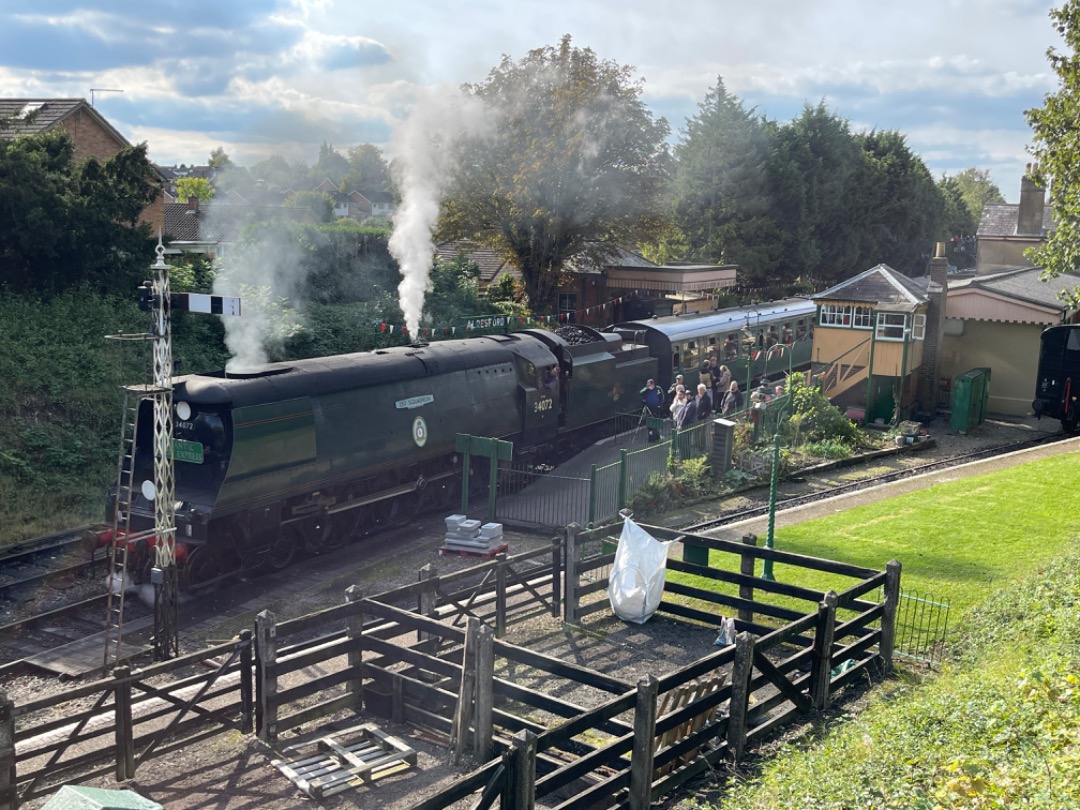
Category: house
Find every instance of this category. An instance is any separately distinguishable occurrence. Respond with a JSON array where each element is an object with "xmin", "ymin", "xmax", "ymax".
[
  {"xmin": 163, "ymin": 197, "xmax": 318, "ymax": 259},
  {"xmin": 976, "ymin": 165, "xmax": 1053, "ymax": 275},
  {"xmin": 811, "ymin": 261, "xmax": 943, "ymax": 423},
  {"xmin": 934, "ymin": 266, "xmax": 1080, "ymax": 415},
  {"xmin": 358, "ymin": 188, "xmax": 395, "ymax": 219},
  {"xmin": 1, "ymin": 97, "xmax": 165, "ymax": 232},
  {"xmin": 157, "ymin": 163, "xmax": 219, "ymax": 202},
  {"xmin": 435, "ymin": 241, "xmax": 521, "ymax": 288}
]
